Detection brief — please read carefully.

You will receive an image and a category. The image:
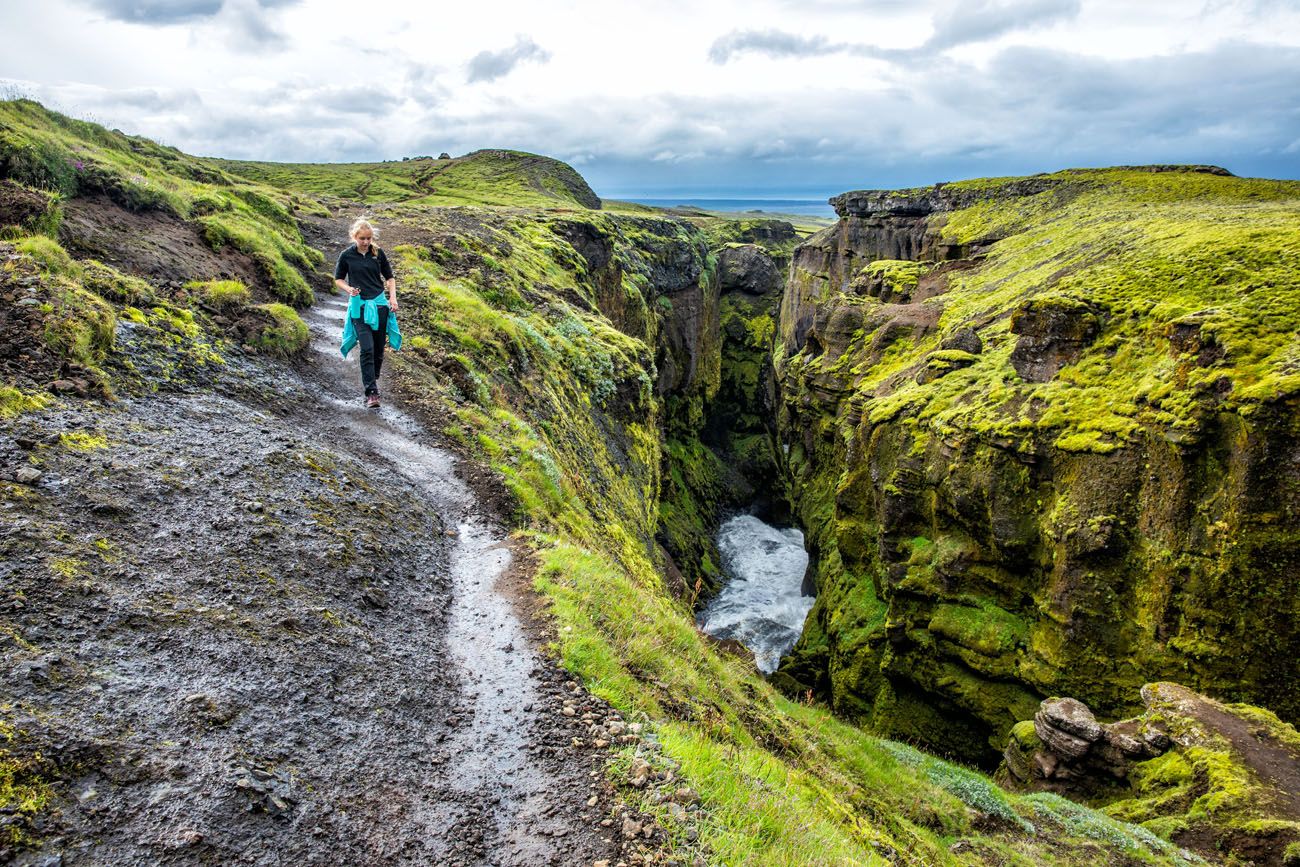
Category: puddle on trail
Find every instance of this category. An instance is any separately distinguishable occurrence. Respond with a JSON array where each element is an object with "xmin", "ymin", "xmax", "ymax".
[{"xmin": 697, "ymin": 513, "xmax": 814, "ymax": 673}]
